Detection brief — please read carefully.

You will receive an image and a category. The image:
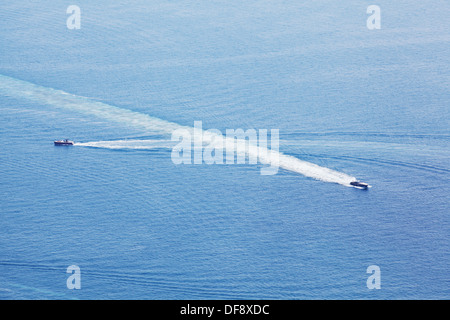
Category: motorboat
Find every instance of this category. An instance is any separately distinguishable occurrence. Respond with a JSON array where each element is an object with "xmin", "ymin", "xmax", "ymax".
[
  {"xmin": 54, "ymin": 139, "xmax": 74, "ymax": 146},
  {"xmin": 350, "ymin": 181, "xmax": 370, "ymax": 189}
]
